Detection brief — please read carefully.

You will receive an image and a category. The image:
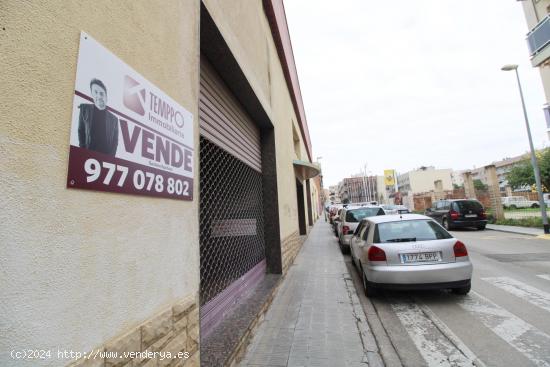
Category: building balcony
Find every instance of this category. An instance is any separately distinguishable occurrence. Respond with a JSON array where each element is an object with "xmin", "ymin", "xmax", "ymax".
[{"xmin": 527, "ymin": 14, "xmax": 550, "ymax": 67}]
